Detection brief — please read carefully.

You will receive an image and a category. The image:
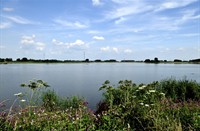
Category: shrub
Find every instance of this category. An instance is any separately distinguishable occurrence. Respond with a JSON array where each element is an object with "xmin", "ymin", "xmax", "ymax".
[
  {"xmin": 1, "ymin": 79, "xmax": 200, "ymax": 130},
  {"xmin": 97, "ymin": 79, "xmax": 200, "ymax": 130}
]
